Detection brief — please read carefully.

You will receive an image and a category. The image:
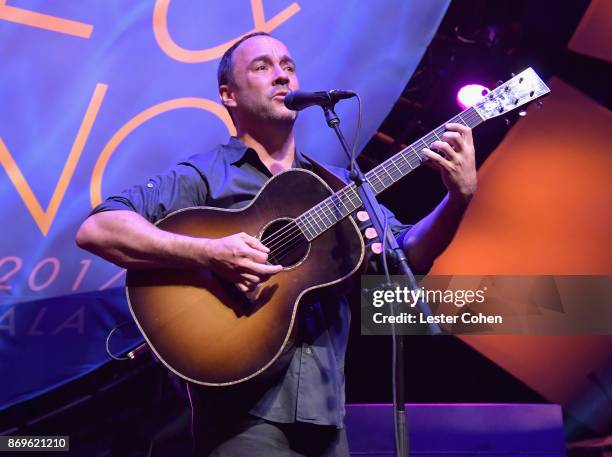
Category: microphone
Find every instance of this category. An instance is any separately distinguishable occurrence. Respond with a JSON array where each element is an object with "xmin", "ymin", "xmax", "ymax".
[{"xmin": 284, "ymin": 89, "xmax": 356, "ymax": 111}]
